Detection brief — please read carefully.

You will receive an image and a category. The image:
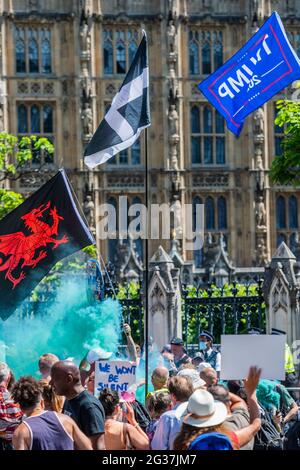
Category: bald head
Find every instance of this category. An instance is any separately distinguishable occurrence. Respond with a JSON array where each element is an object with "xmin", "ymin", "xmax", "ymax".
[
  {"xmin": 51, "ymin": 361, "xmax": 82, "ymax": 398},
  {"xmin": 151, "ymin": 366, "xmax": 169, "ymax": 390},
  {"xmin": 200, "ymin": 367, "xmax": 218, "ymax": 387}
]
